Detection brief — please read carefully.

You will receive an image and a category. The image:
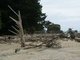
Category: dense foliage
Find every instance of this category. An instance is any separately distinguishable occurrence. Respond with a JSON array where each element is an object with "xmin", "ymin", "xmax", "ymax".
[
  {"xmin": 44, "ymin": 21, "xmax": 61, "ymax": 33},
  {"xmin": 67, "ymin": 28, "xmax": 75, "ymax": 39},
  {"xmin": 0, "ymin": 0, "xmax": 46, "ymax": 35}
]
